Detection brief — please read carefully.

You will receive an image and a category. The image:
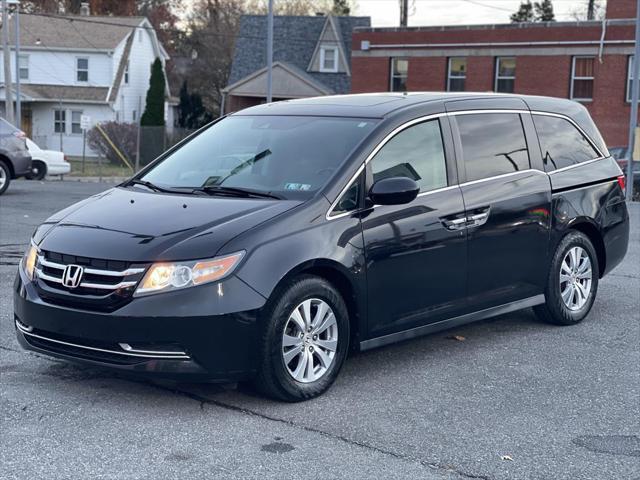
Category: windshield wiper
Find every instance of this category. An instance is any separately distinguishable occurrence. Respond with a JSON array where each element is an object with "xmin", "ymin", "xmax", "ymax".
[
  {"xmin": 124, "ymin": 179, "xmax": 183, "ymax": 194},
  {"xmin": 193, "ymin": 185, "xmax": 282, "ymax": 200}
]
